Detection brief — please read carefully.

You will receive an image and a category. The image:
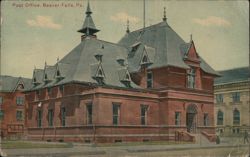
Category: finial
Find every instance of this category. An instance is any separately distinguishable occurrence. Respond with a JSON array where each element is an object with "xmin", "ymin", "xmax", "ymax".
[
  {"xmin": 34, "ymin": 65, "xmax": 36, "ymax": 70},
  {"xmin": 126, "ymin": 20, "xmax": 130, "ymax": 34},
  {"xmin": 163, "ymin": 7, "xmax": 167, "ymax": 22},
  {"xmin": 190, "ymin": 34, "xmax": 193, "ymax": 41},
  {"xmin": 86, "ymin": 0, "xmax": 92, "ymax": 15},
  {"xmin": 57, "ymin": 57, "xmax": 59, "ymax": 63}
]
